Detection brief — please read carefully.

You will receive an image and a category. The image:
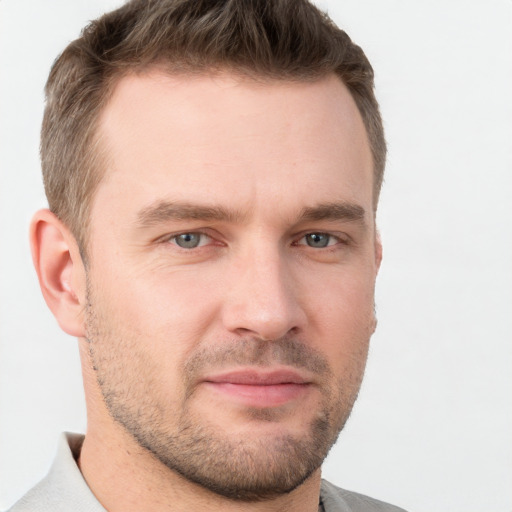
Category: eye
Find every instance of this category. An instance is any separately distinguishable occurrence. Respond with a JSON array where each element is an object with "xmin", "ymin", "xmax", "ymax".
[
  {"xmin": 299, "ymin": 233, "xmax": 338, "ymax": 248},
  {"xmin": 170, "ymin": 232, "xmax": 210, "ymax": 249}
]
